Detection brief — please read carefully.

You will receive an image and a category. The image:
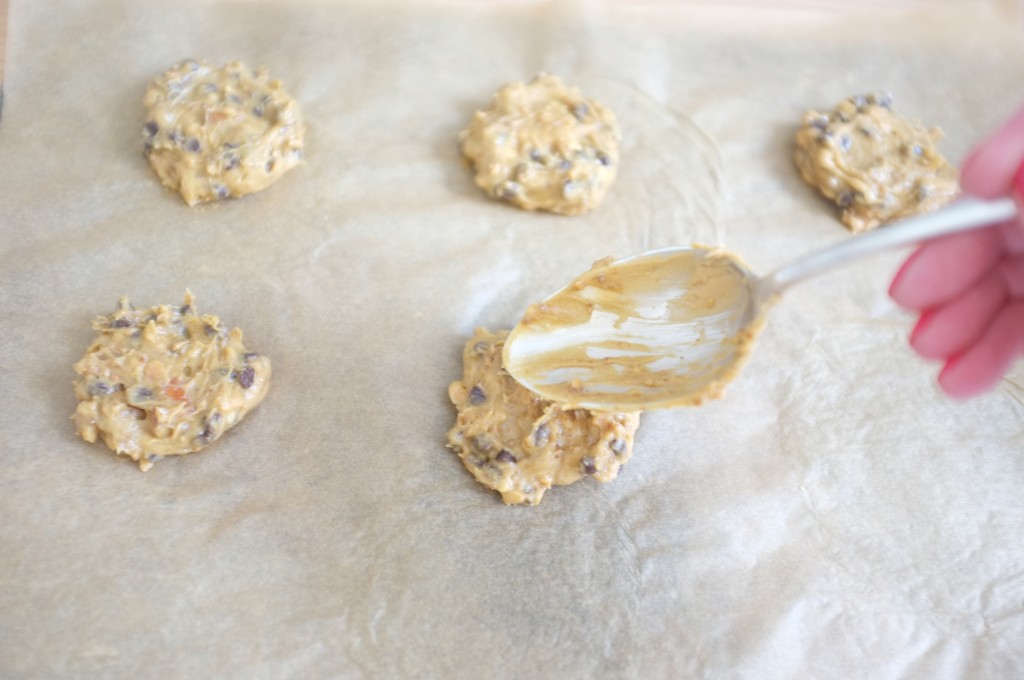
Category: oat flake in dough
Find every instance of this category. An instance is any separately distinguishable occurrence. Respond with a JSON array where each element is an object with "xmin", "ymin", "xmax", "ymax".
[
  {"xmin": 72, "ymin": 292, "xmax": 271, "ymax": 470},
  {"xmin": 143, "ymin": 59, "xmax": 305, "ymax": 206},
  {"xmin": 459, "ymin": 74, "xmax": 620, "ymax": 216},
  {"xmin": 794, "ymin": 93, "xmax": 959, "ymax": 232},
  {"xmin": 447, "ymin": 329, "xmax": 639, "ymax": 506}
]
